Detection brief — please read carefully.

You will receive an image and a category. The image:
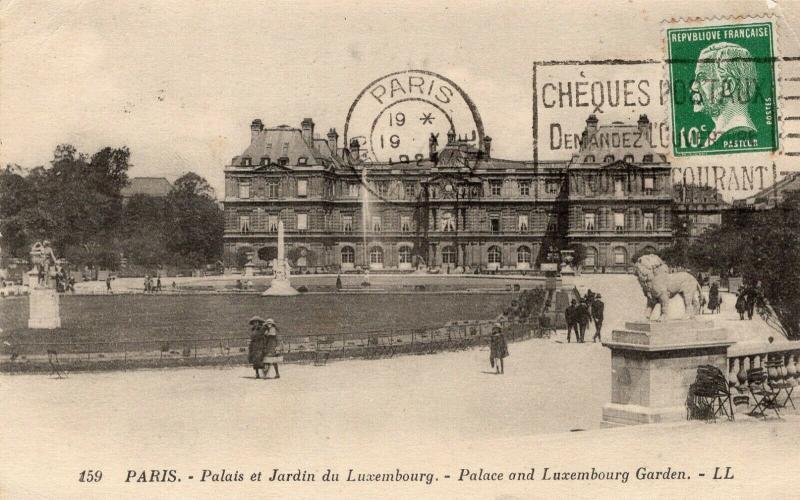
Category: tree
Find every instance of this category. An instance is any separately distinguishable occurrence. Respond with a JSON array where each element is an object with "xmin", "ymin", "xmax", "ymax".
[
  {"xmin": 166, "ymin": 173, "xmax": 224, "ymax": 267},
  {"xmin": 676, "ymin": 192, "xmax": 800, "ymax": 339}
]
